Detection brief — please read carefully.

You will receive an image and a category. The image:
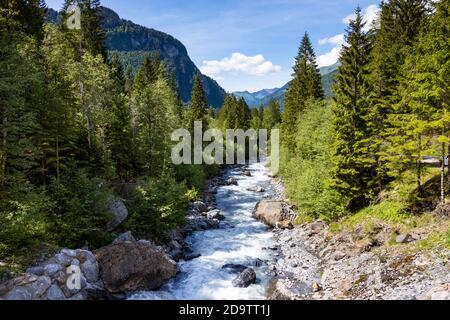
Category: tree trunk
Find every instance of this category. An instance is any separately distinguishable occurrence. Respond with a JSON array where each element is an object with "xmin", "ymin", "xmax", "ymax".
[
  {"xmin": 1, "ymin": 115, "xmax": 7, "ymax": 189},
  {"xmin": 447, "ymin": 143, "xmax": 450, "ymax": 190},
  {"xmin": 441, "ymin": 142, "xmax": 446, "ymax": 204},
  {"xmin": 417, "ymin": 135, "xmax": 422, "ymax": 195}
]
